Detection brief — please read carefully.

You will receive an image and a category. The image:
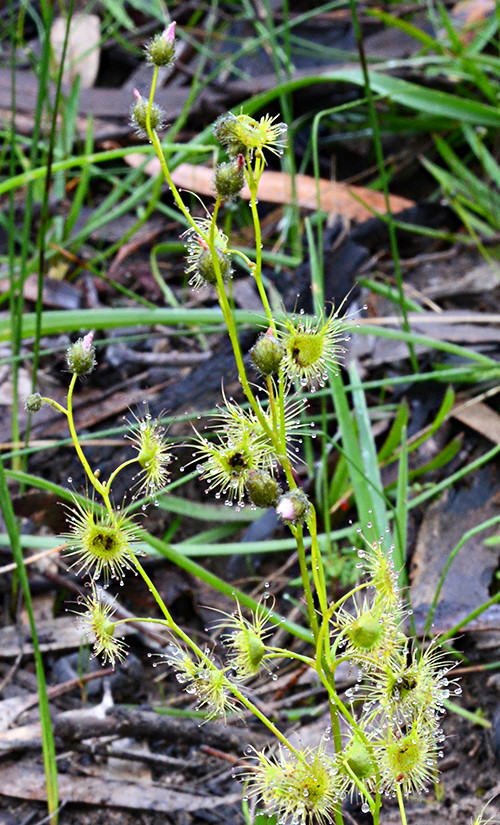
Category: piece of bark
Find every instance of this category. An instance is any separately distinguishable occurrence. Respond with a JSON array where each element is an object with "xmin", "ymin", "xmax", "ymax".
[
  {"xmin": 419, "ymin": 262, "xmax": 500, "ymax": 300},
  {"xmin": 410, "ymin": 463, "xmax": 500, "ymax": 631},
  {"xmin": 16, "ymin": 273, "xmax": 82, "ymax": 309},
  {"xmin": 0, "ymin": 759, "xmax": 241, "ymax": 812},
  {"xmin": 0, "ymin": 705, "xmax": 267, "ymax": 756},
  {"xmin": 351, "ymin": 310, "xmax": 500, "ymax": 367},
  {"xmin": 0, "ymin": 615, "xmax": 136, "ymax": 659}
]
